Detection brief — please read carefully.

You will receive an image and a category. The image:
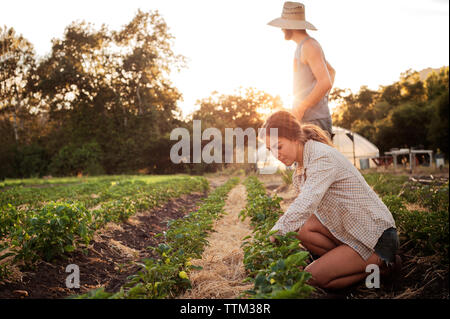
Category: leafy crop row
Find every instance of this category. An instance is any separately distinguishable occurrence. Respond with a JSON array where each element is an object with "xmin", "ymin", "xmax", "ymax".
[
  {"xmin": 363, "ymin": 173, "xmax": 449, "ymax": 263},
  {"xmin": 364, "ymin": 173, "xmax": 449, "ymax": 212},
  {"xmin": 382, "ymin": 195, "xmax": 449, "ymax": 263},
  {"xmin": 74, "ymin": 177, "xmax": 240, "ymax": 299},
  {"xmin": 0, "ymin": 176, "xmax": 209, "ymax": 274},
  {"xmin": 0, "ymin": 175, "xmax": 193, "ymax": 209},
  {"xmin": 239, "ymin": 176, "xmax": 314, "ymax": 299}
]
